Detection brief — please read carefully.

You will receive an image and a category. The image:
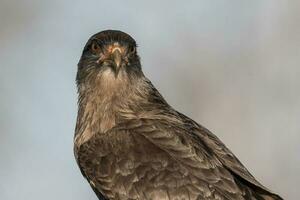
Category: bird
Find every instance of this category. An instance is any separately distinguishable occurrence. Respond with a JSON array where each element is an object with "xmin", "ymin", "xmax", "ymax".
[{"xmin": 74, "ymin": 30, "xmax": 283, "ymax": 200}]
